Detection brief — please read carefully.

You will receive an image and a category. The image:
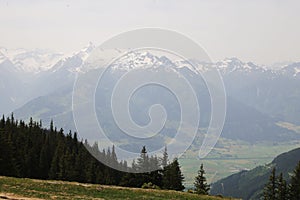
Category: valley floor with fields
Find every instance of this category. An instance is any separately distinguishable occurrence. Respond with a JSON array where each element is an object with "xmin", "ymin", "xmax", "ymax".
[{"xmin": 180, "ymin": 138, "xmax": 300, "ymax": 188}]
